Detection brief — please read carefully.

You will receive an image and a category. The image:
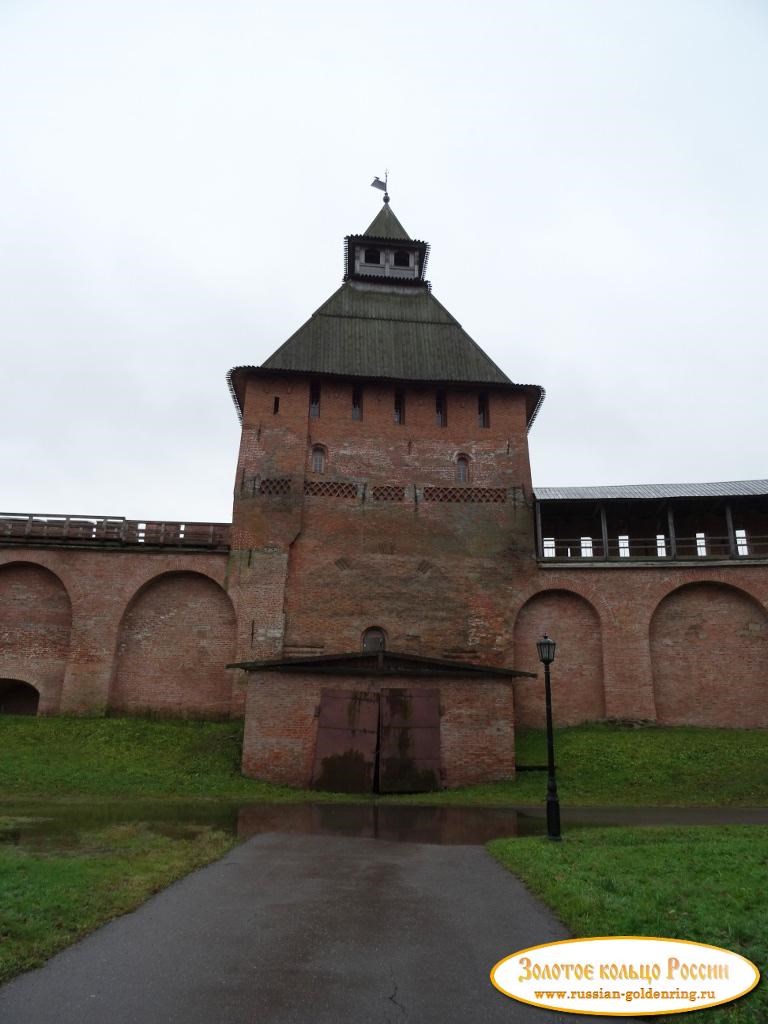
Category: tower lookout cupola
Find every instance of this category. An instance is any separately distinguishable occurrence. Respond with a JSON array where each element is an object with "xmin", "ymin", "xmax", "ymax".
[{"xmin": 345, "ymin": 197, "xmax": 429, "ymax": 285}]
